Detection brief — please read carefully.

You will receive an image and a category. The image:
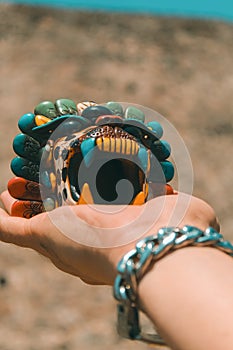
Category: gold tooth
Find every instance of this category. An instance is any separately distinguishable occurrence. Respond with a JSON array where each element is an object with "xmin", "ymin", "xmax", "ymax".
[
  {"xmin": 115, "ymin": 138, "xmax": 121, "ymax": 153},
  {"xmin": 121, "ymin": 138, "xmax": 126, "ymax": 154},
  {"xmin": 131, "ymin": 141, "xmax": 139, "ymax": 155},
  {"xmin": 125, "ymin": 139, "xmax": 131, "ymax": 155},
  {"xmin": 96, "ymin": 137, "xmax": 139, "ymax": 155},
  {"xmin": 131, "ymin": 140, "xmax": 135, "ymax": 155},
  {"xmin": 103, "ymin": 137, "xmax": 110, "ymax": 152},
  {"xmin": 35, "ymin": 115, "xmax": 51, "ymax": 126},
  {"xmin": 96, "ymin": 137, "xmax": 103, "ymax": 151},
  {"xmin": 78, "ymin": 183, "xmax": 94, "ymax": 204},
  {"xmin": 110, "ymin": 137, "xmax": 116, "ymax": 152},
  {"xmin": 132, "ymin": 191, "xmax": 145, "ymax": 205}
]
